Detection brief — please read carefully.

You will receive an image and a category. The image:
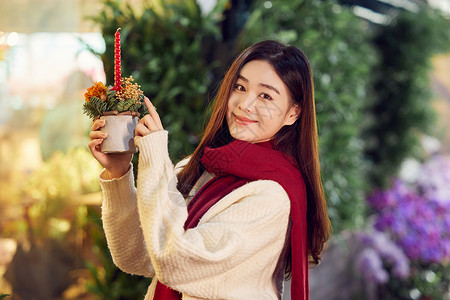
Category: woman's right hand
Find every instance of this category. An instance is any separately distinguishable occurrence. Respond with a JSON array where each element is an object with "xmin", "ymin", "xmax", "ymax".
[{"xmin": 88, "ymin": 118, "xmax": 133, "ymax": 178}]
